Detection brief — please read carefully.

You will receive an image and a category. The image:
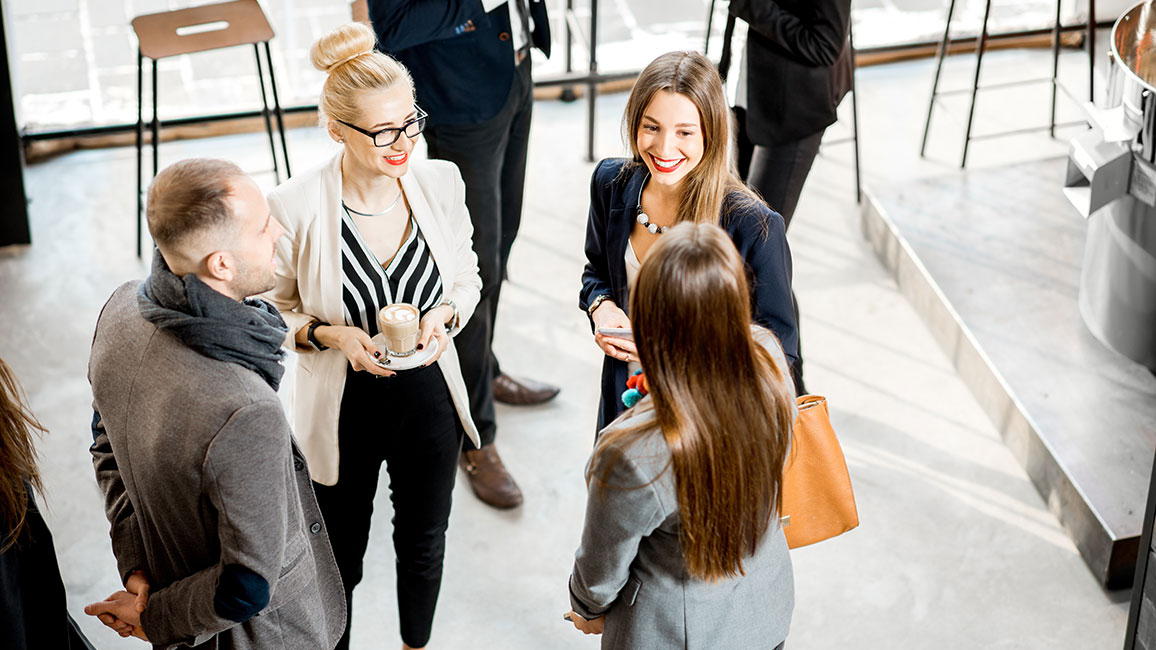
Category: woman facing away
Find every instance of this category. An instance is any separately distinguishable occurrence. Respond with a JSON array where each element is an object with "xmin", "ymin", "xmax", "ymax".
[
  {"xmin": 0, "ymin": 357, "xmax": 96, "ymax": 649},
  {"xmin": 568, "ymin": 222, "xmax": 797, "ymax": 649},
  {"xmin": 580, "ymin": 50, "xmax": 799, "ymax": 433},
  {"xmin": 265, "ymin": 22, "xmax": 482, "ymax": 650}
]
